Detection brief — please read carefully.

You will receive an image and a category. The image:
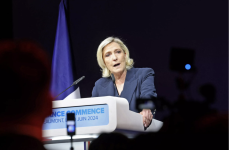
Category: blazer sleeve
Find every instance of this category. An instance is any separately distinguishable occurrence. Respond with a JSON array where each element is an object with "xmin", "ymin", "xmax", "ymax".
[
  {"xmin": 139, "ymin": 68, "xmax": 157, "ymax": 99},
  {"xmin": 92, "ymin": 86, "xmax": 98, "ymax": 97},
  {"xmin": 92, "ymin": 80, "xmax": 99, "ymax": 97}
]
